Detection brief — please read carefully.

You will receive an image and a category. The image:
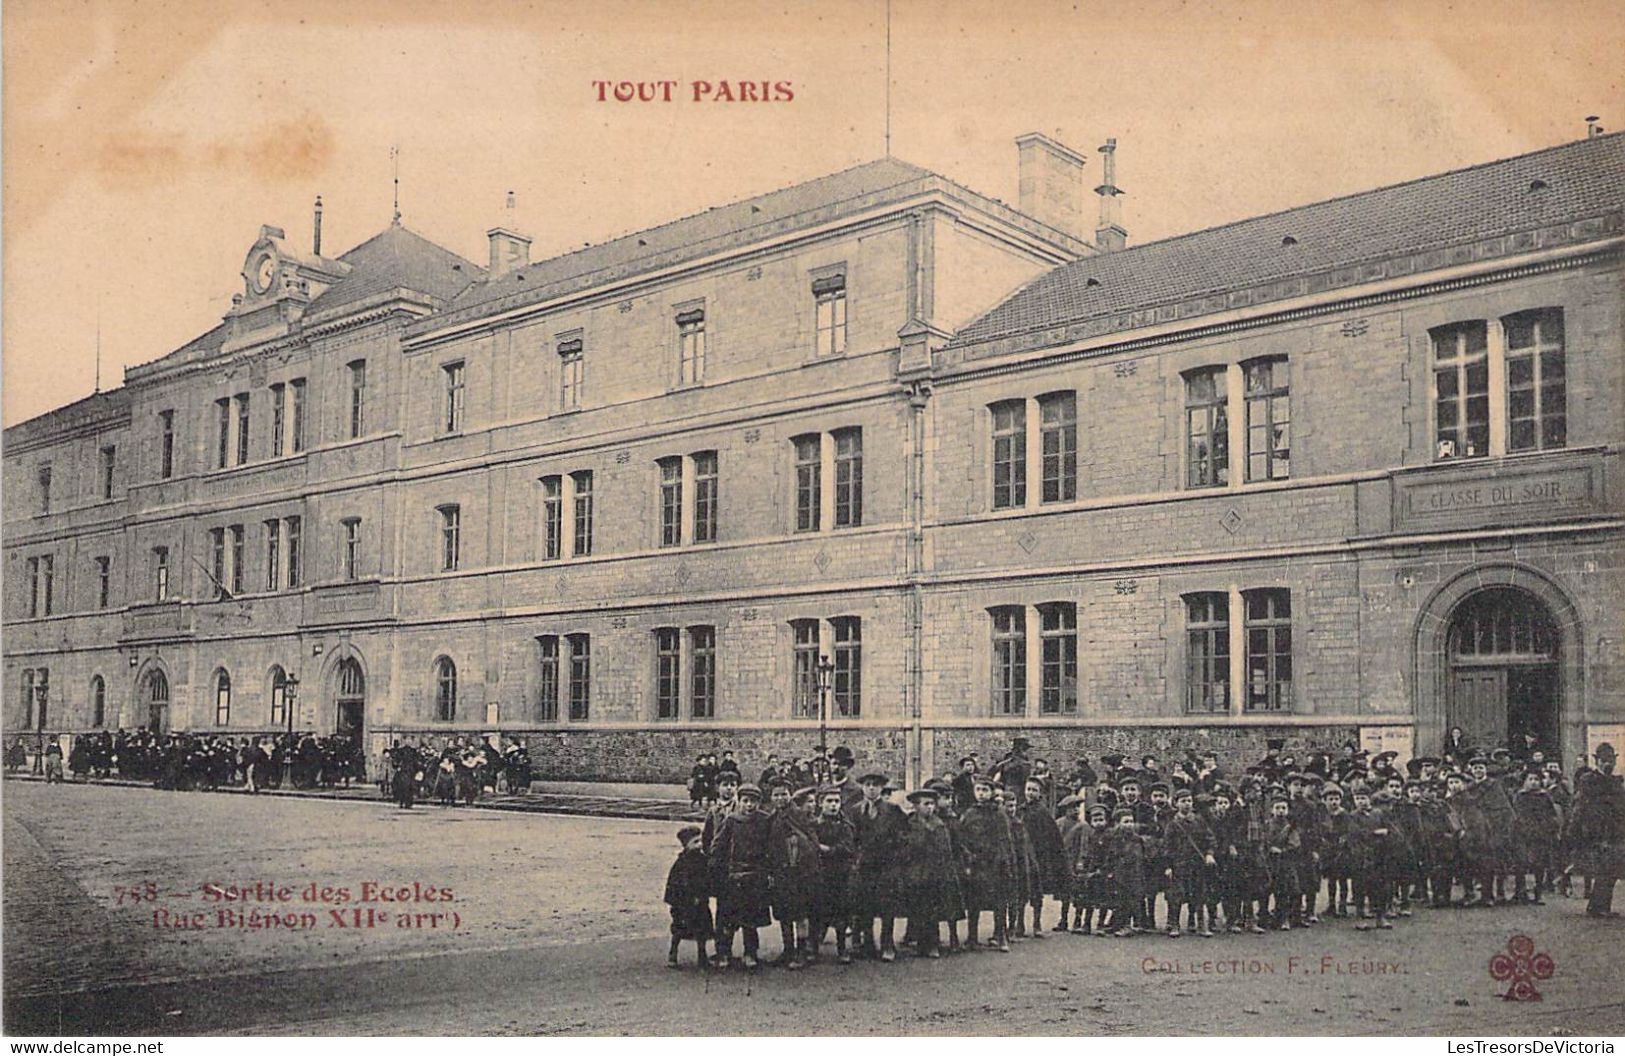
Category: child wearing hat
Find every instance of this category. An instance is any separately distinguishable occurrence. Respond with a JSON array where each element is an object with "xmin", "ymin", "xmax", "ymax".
[
  {"xmin": 1102, "ymin": 807, "xmax": 1148, "ymax": 936},
  {"xmin": 768, "ymin": 782, "xmax": 821, "ymax": 969},
  {"xmin": 663, "ymin": 826, "xmax": 713, "ymax": 969},
  {"xmin": 1262, "ymin": 793, "xmax": 1302, "ymax": 929},
  {"xmin": 1066, "ymin": 801, "xmax": 1111, "ymax": 934},
  {"xmin": 710, "ymin": 782, "xmax": 775, "ymax": 968},
  {"xmin": 1162, "ymin": 786, "xmax": 1217, "ymax": 937},
  {"xmin": 1317, "ymin": 783, "xmax": 1352, "ymax": 918},
  {"xmin": 1347, "ymin": 785, "xmax": 1394, "ymax": 929},
  {"xmin": 1205, "ymin": 786, "xmax": 1245, "ymax": 932},
  {"xmin": 813, "ymin": 786, "xmax": 858, "ymax": 962},
  {"xmin": 846, "ymin": 771, "xmax": 906, "ymax": 962}
]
